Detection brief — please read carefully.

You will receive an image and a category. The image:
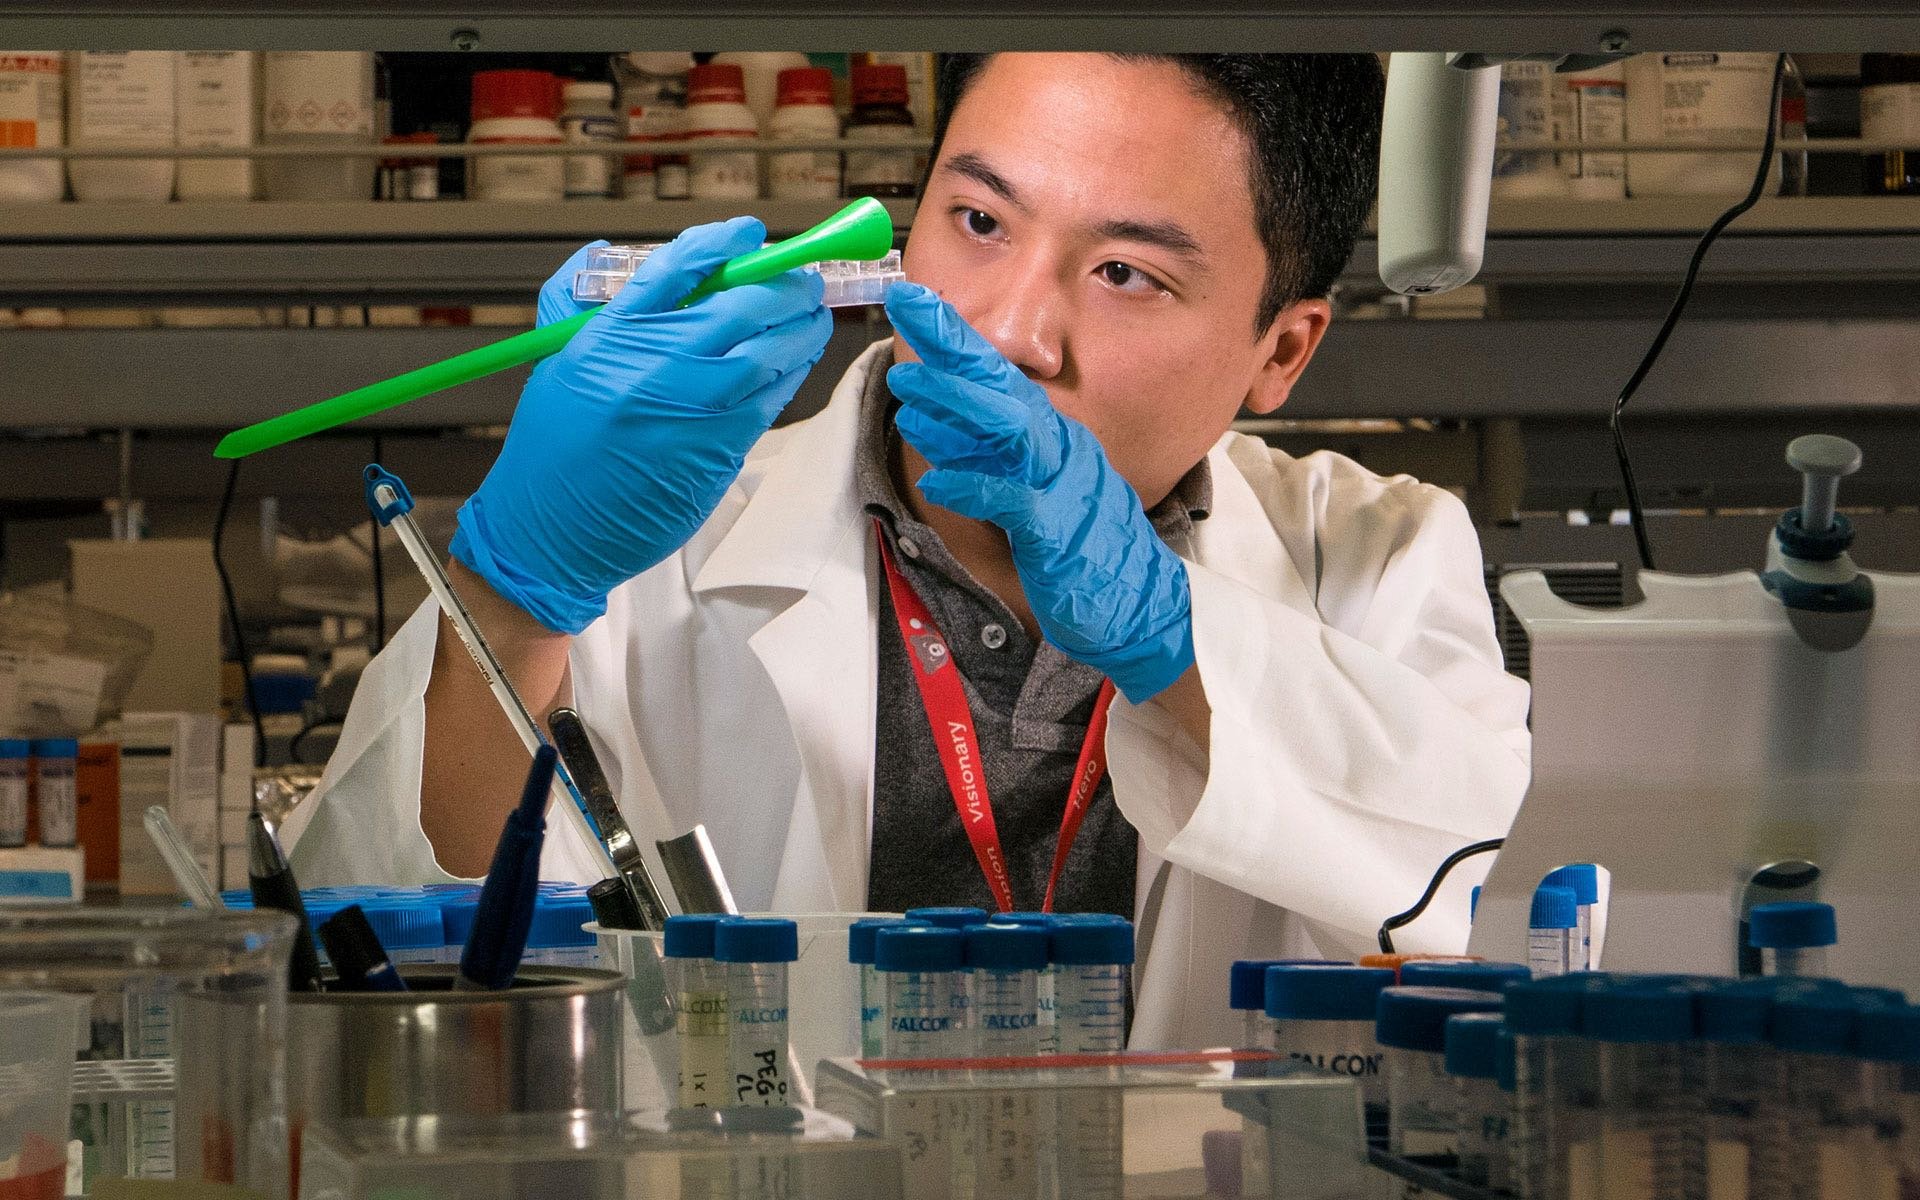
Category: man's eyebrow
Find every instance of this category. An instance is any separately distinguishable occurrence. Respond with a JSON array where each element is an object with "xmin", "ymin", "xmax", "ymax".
[
  {"xmin": 1094, "ymin": 217, "xmax": 1208, "ymax": 268},
  {"xmin": 940, "ymin": 152, "xmax": 1028, "ymax": 213}
]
